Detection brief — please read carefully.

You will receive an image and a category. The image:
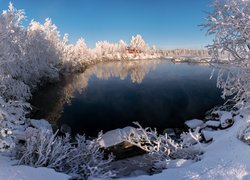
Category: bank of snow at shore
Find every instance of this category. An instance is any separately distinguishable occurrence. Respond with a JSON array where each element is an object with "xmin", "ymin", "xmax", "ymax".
[
  {"xmin": 117, "ymin": 110, "xmax": 250, "ymax": 180},
  {"xmin": 1, "ymin": 110, "xmax": 250, "ymax": 180},
  {"xmin": 0, "ymin": 155, "xmax": 70, "ymax": 180}
]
